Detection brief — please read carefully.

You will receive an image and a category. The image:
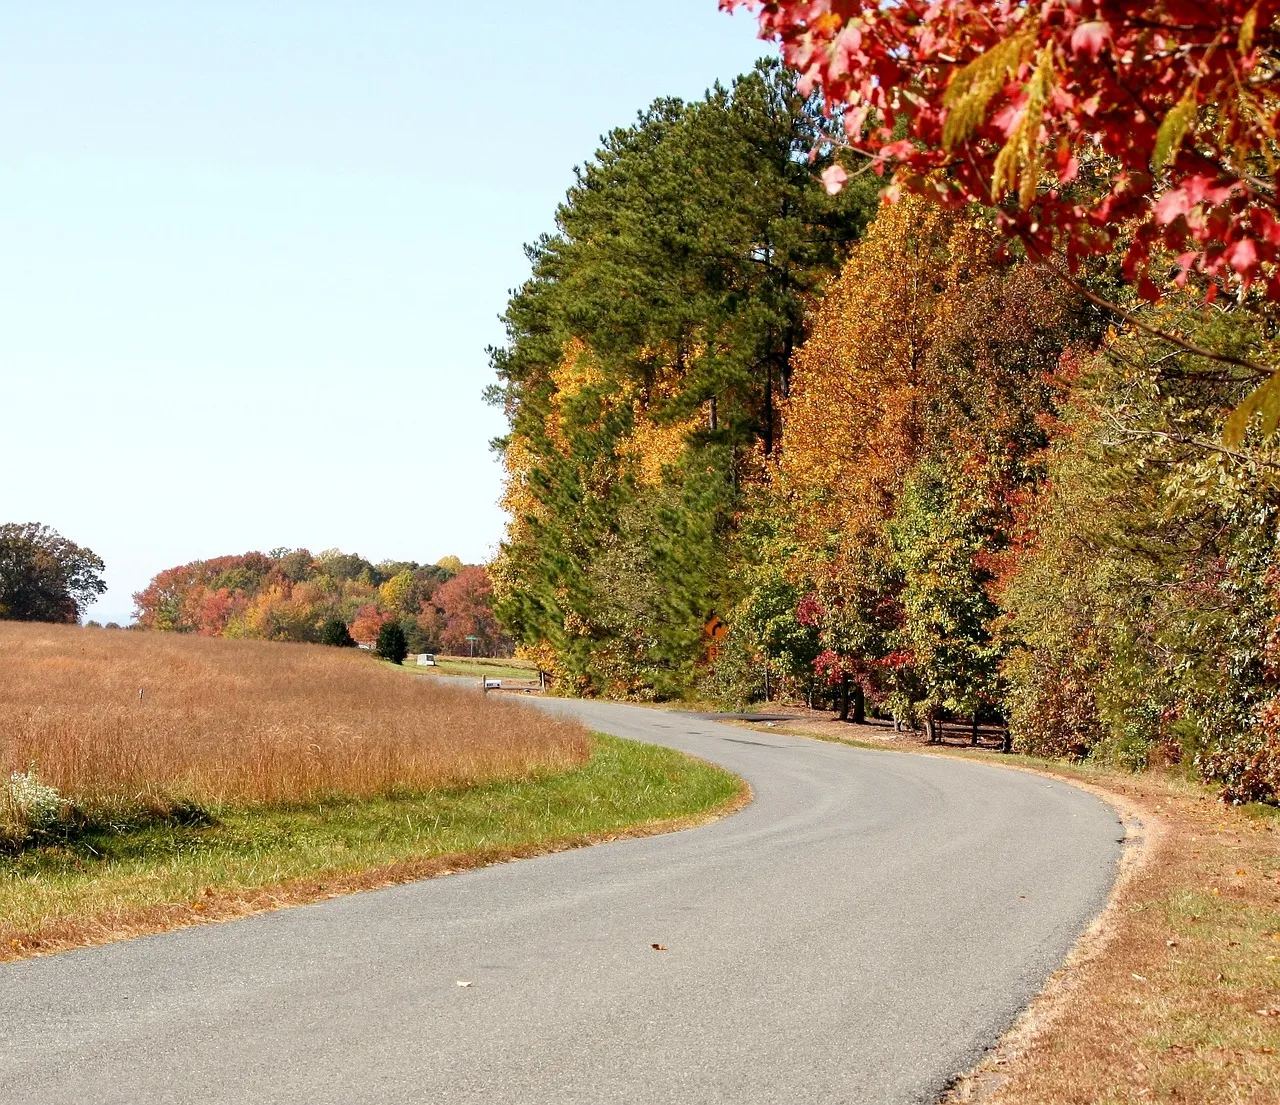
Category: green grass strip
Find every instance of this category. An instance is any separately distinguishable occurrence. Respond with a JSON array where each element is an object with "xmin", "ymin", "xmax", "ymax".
[{"xmin": 0, "ymin": 734, "xmax": 743, "ymax": 956}]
